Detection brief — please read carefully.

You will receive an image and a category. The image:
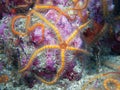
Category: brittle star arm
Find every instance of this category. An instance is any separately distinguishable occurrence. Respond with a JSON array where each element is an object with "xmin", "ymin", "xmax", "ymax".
[
  {"xmin": 70, "ymin": 0, "xmax": 89, "ymax": 10},
  {"xmin": 67, "ymin": 46, "xmax": 90, "ymax": 55},
  {"xmin": 66, "ymin": 20, "xmax": 91, "ymax": 44},
  {"xmin": 28, "ymin": 23, "xmax": 45, "ymax": 43},
  {"xmin": 25, "ymin": 14, "xmax": 45, "ymax": 32},
  {"xmin": 28, "ymin": 23, "xmax": 45, "ymax": 32},
  {"xmin": 11, "ymin": 14, "xmax": 45, "ymax": 39},
  {"xmin": 25, "ymin": 14, "xmax": 45, "ymax": 43},
  {"xmin": 34, "ymin": 5, "xmax": 72, "ymax": 20},
  {"xmin": 11, "ymin": 15, "xmax": 28, "ymax": 36},
  {"xmin": 29, "ymin": 10, "xmax": 62, "ymax": 42},
  {"xmin": 72, "ymin": 0, "xmax": 79, "ymax": 5},
  {"xmin": 103, "ymin": 78, "xmax": 120, "ymax": 90},
  {"xmin": 35, "ymin": 49, "xmax": 65, "ymax": 85},
  {"xmin": 26, "ymin": 14, "xmax": 44, "ymax": 31},
  {"xmin": 82, "ymin": 72, "xmax": 120, "ymax": 90},
  {"xmin": 78, "ymin": 0, "xmax": 89, "ymax": 10},
  {"xmin": 19, "ymin": 45, "xmax": 60, "ymax": 73}
]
